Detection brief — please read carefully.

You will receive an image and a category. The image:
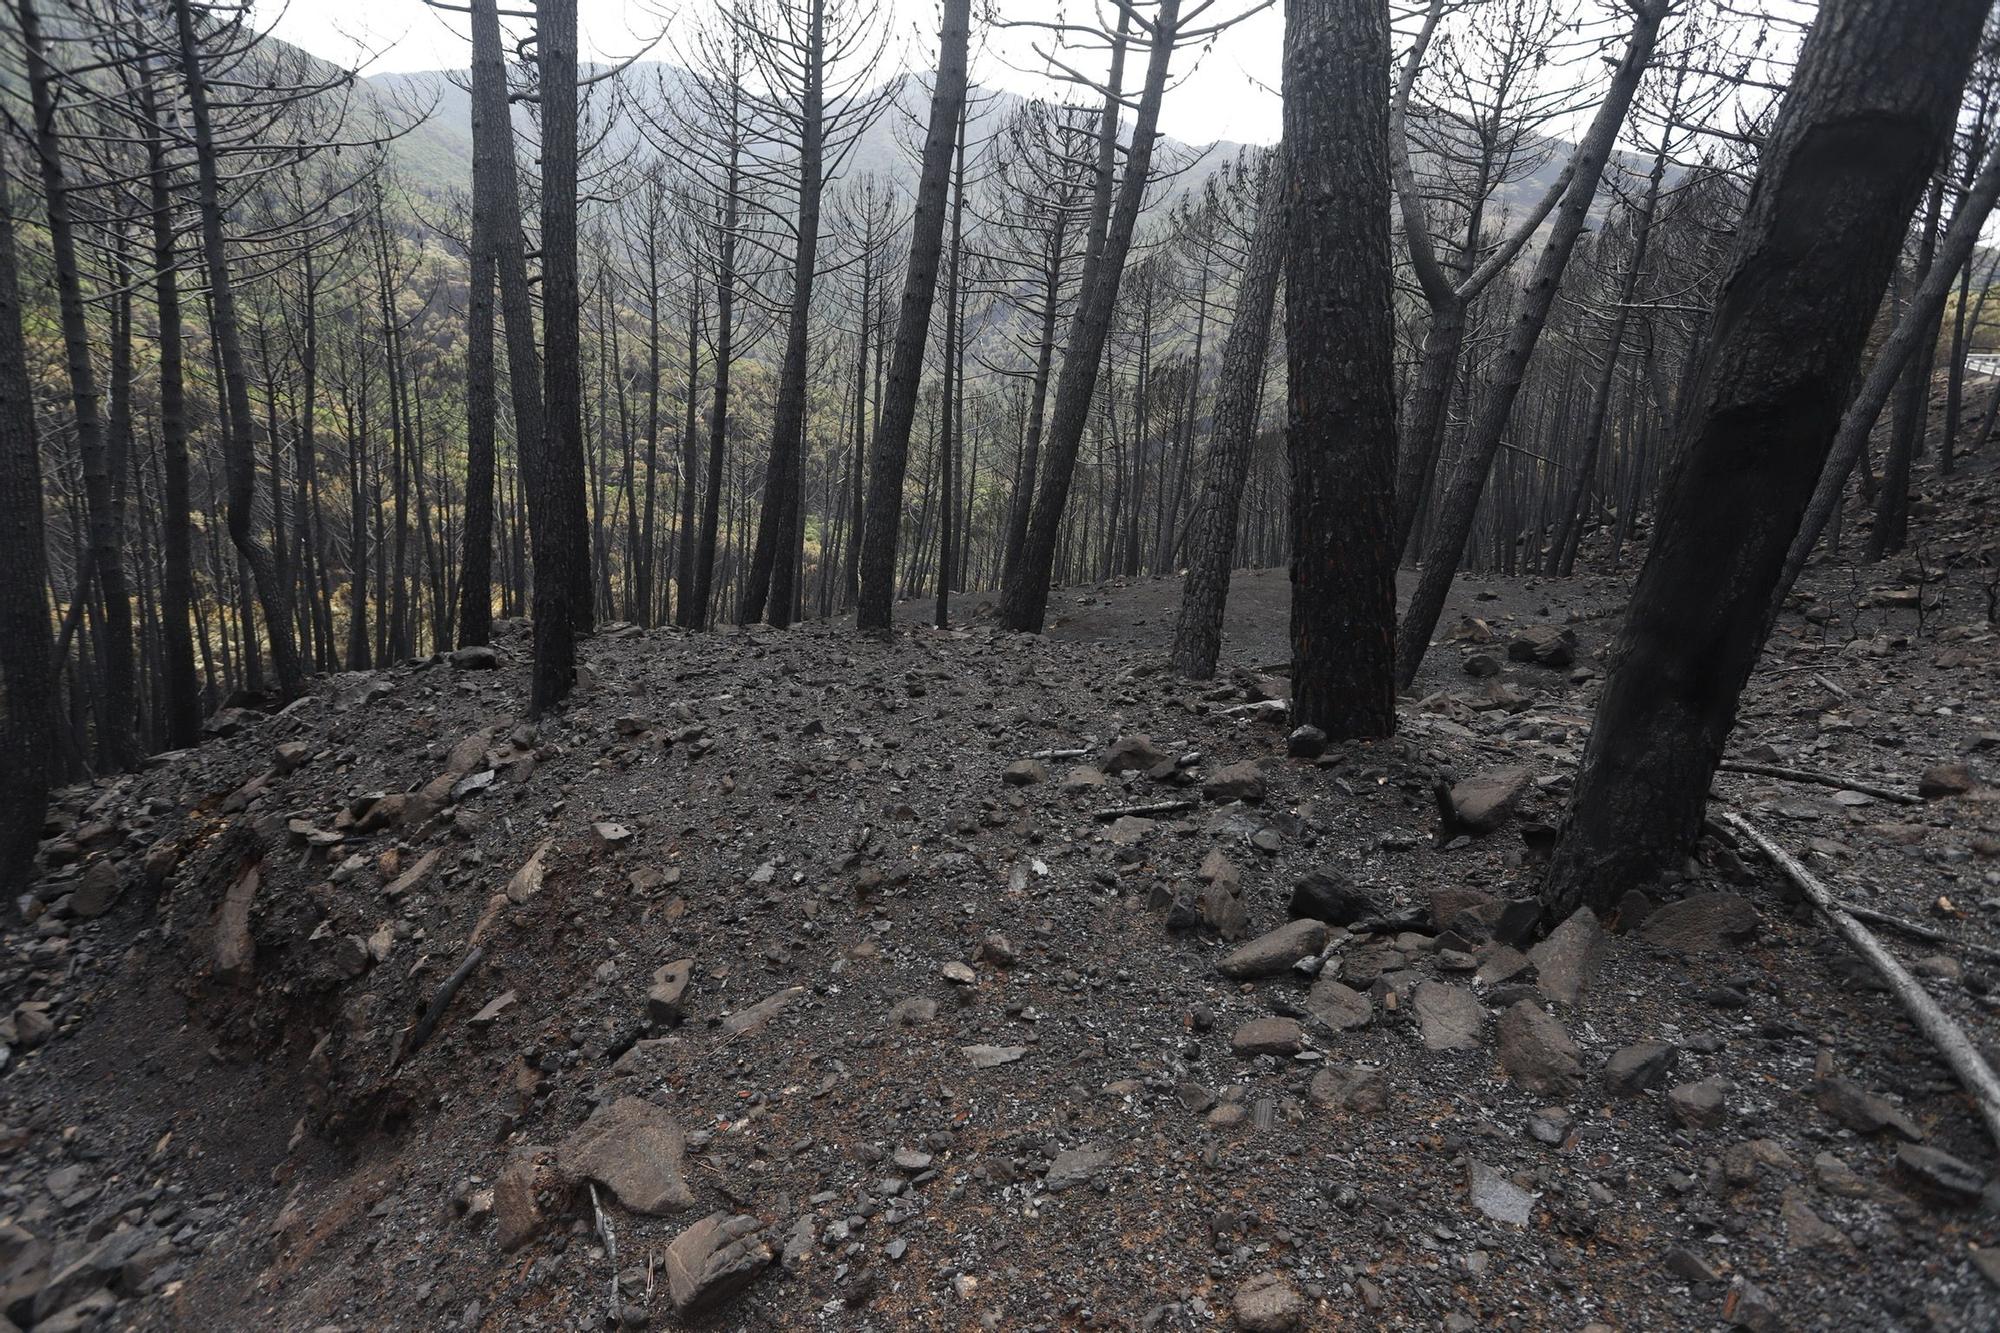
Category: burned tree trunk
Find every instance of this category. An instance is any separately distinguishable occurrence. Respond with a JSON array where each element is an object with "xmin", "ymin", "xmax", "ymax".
[
  {"xmin": 0, "ymin": 171, "xmax": 53, "ymax": 891},
  {"xmin": 1543, "ymin": 0, "xmax": 1992, "ymax": 920},
  {"xmin": 1170, "ymin": 149, "xmax": 1285, "ymax": 680},
  {"xmin": 854, "ymin": 0, "xmax": 972, "ymax": 632},
  {"xmin": 1282, "ymin": 0, "xmax": 1398, "ymax": 738}
]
